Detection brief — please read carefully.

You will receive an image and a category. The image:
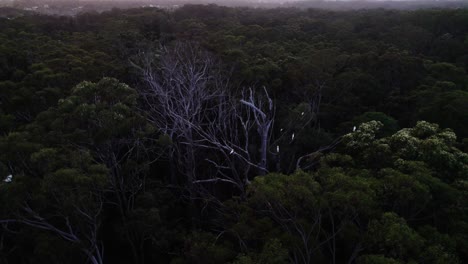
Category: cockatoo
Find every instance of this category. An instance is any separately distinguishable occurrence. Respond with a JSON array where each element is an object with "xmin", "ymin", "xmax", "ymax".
[{"xmin": 3, "ymin": 175, "xmax": 12, "ymax": 183}]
